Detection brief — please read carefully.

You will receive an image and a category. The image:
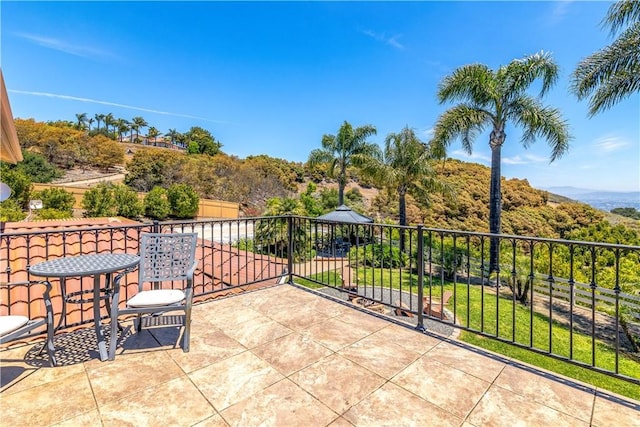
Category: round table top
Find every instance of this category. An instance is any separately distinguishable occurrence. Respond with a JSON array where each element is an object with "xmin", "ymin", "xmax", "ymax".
[{"xmin": 29, "ymin": 253, "xmax": 140, "ymax": 278}]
